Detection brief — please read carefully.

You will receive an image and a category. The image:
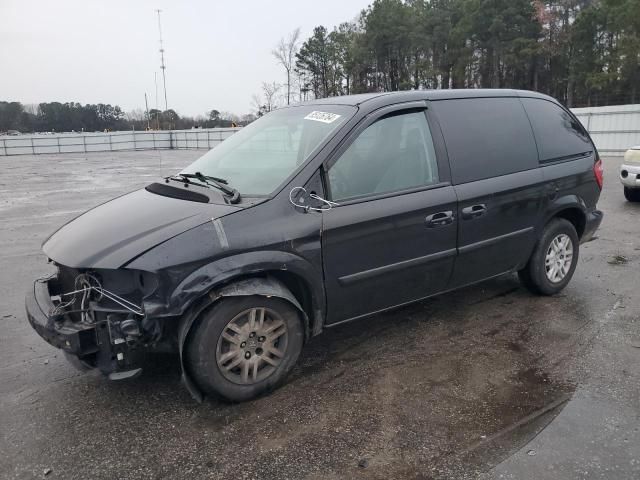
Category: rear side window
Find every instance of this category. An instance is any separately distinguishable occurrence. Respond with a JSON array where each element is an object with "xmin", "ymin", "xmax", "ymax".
[
  {"xmin": 431, "ymin": 98, "xmax": 538, "ymax": 184},
  {"xmin": 520, "ymin": 98, "xmax": 592, "ymax": 162}
]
